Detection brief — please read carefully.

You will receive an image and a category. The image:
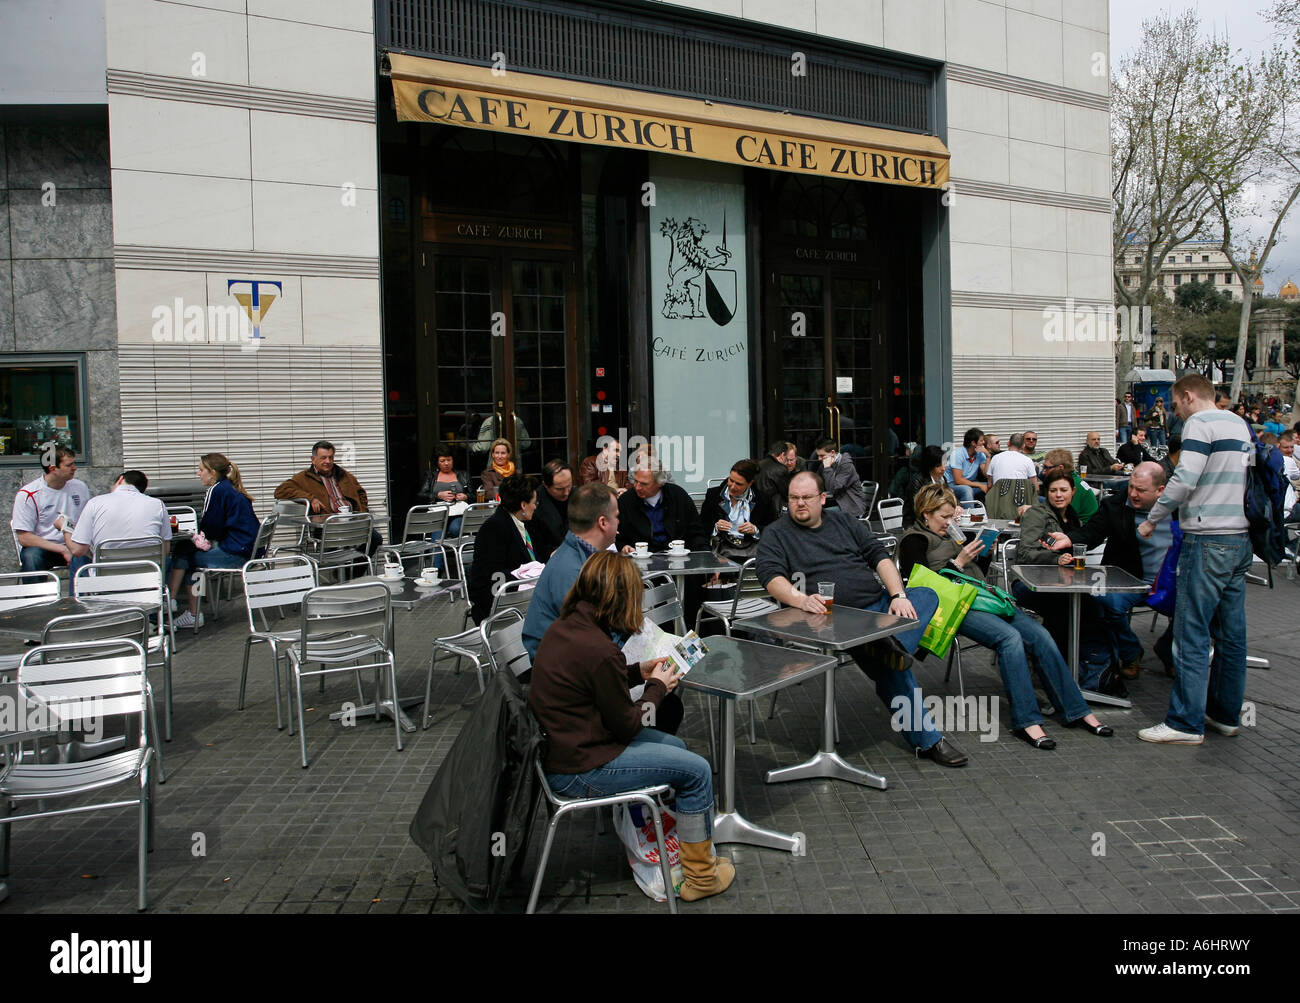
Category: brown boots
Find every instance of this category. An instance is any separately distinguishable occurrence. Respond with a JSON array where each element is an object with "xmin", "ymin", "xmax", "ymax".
[{"xmin": 678, "ymin": 839, "xmax": 736, "ymax": 902}]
